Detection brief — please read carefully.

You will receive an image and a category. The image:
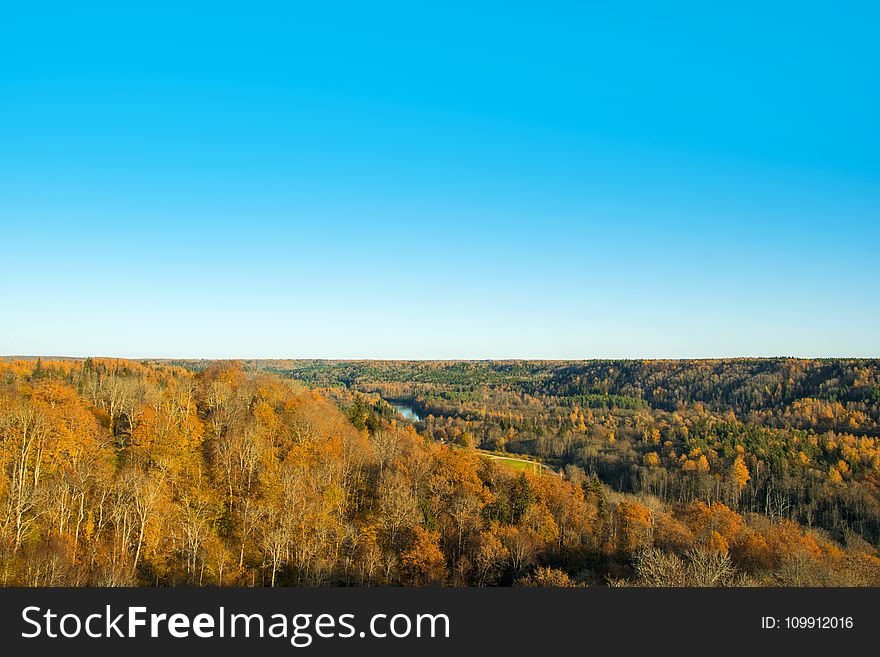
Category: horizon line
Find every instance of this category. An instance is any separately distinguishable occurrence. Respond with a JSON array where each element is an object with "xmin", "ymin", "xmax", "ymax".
[{"xmin": 3, "ymin": 354, "xmax": 879, "ymax": 362}]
